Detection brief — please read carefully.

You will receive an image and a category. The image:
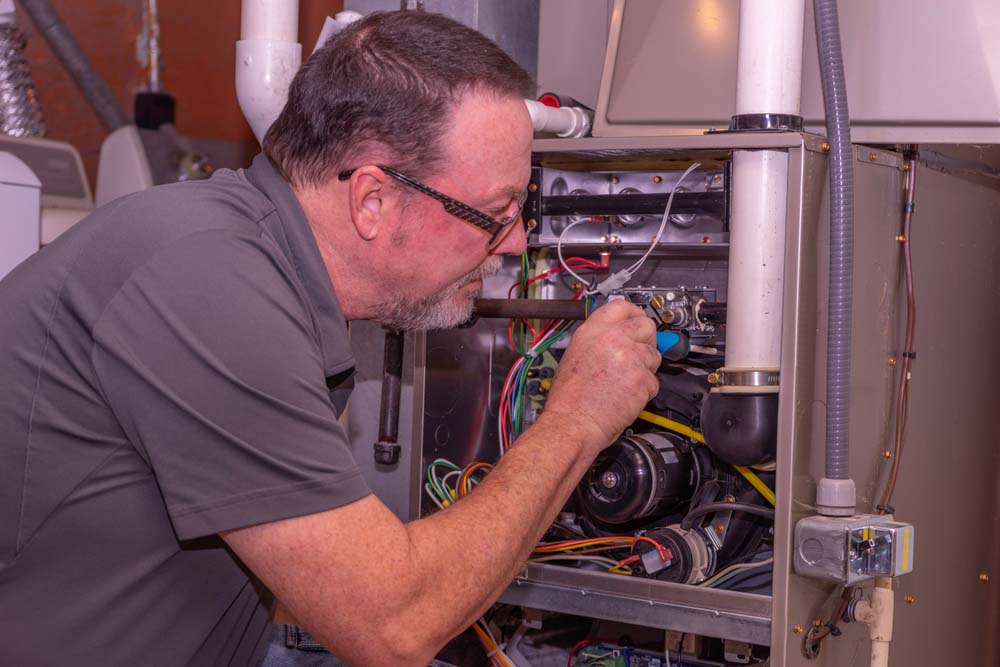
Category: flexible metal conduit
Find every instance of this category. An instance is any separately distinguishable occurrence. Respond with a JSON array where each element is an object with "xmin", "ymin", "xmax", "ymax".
[
  {"xmin": 18, "ymin": 0, "xmax": 128, "ymax": 131},
  {"xmin": 814, "ymin": 0, "xmax": 853, "ymax": 484}
]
